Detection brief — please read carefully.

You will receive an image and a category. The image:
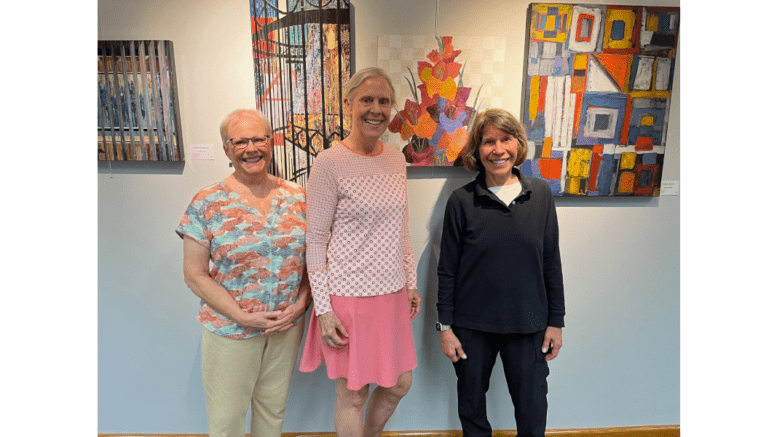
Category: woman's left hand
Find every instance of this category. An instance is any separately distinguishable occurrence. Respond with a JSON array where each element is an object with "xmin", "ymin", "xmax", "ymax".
[
  {"xmin": 406, "ymin": 288, "xmax": 422, "ymax": 320},
  {"xmin": 263, "ymin": 300, "xmax": 306, "ymax": 335},
  {"xmin": 542, "ymin": 326, "xmax": 563, "ymax": 361}
]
